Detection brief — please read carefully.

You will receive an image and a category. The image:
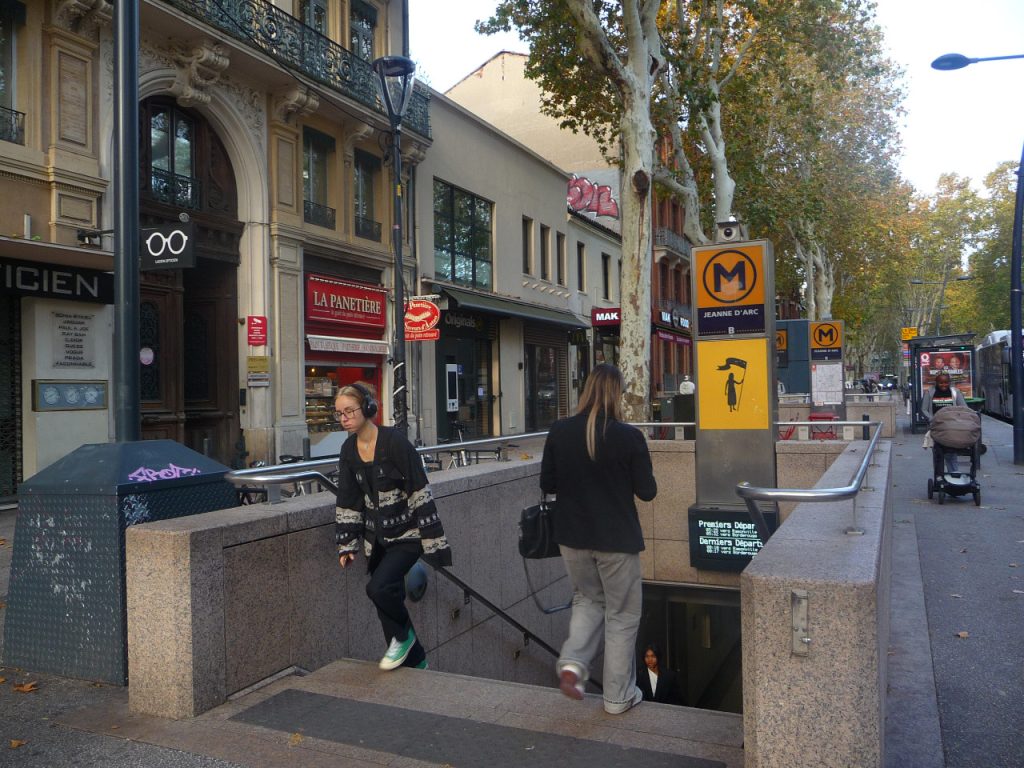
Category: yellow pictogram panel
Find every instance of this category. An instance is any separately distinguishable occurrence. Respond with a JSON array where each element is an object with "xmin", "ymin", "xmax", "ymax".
[
  {"xmin": 697, "ymin": 338, "xmax": 770, "ymax": 430},
  {"xmin": 901, "ymin": 326, "xmax": 918, "ymax": 341}
]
